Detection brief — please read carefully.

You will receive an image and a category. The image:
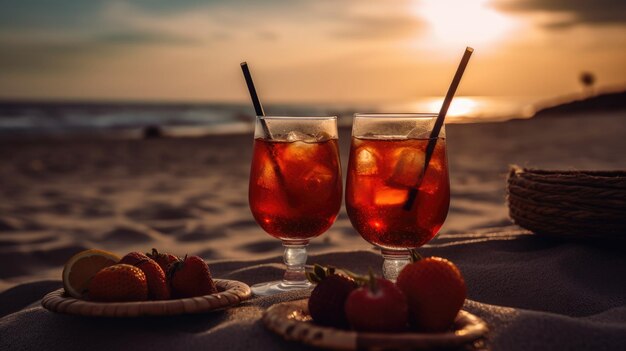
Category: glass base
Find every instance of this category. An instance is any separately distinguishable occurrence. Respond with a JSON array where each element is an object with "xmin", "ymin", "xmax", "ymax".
[
  {"xmin": 252, "ymin": 240, "xmax": 312, "ymax": 297},
  {"xmin": 251, "ymin": 279, "xmax": 313, "ymax": 296},
  {"xmin": 381, "ymin": 249, "xmax": 411, "ymax": 281}
]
